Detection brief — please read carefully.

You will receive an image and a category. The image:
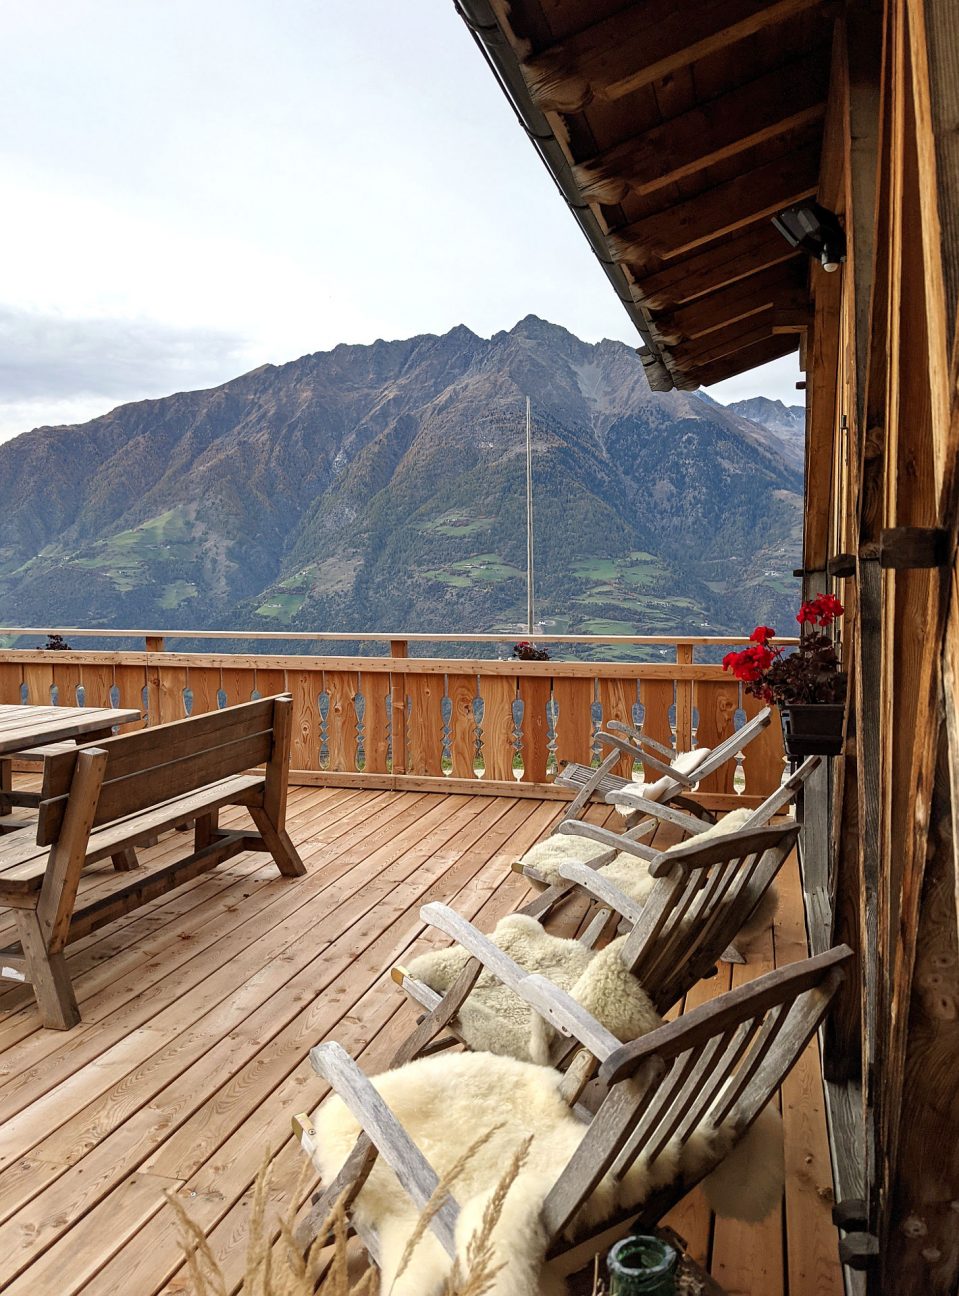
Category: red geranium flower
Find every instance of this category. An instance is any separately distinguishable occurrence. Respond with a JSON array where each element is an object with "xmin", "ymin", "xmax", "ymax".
[{"xmin": 749, "ymin": 625, "xmax": 776, "ymax": 644}]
